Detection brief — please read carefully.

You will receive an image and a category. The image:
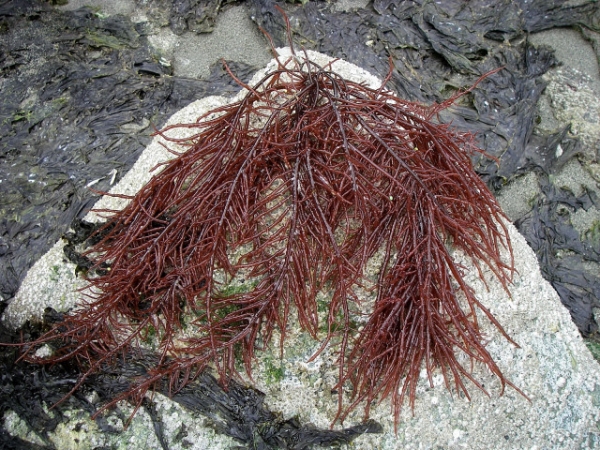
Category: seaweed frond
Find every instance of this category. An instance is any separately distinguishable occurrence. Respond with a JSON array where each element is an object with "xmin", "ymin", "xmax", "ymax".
[{"xmin": 14, "ymin": 38, "xmax": 523, "ymax": 429}]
